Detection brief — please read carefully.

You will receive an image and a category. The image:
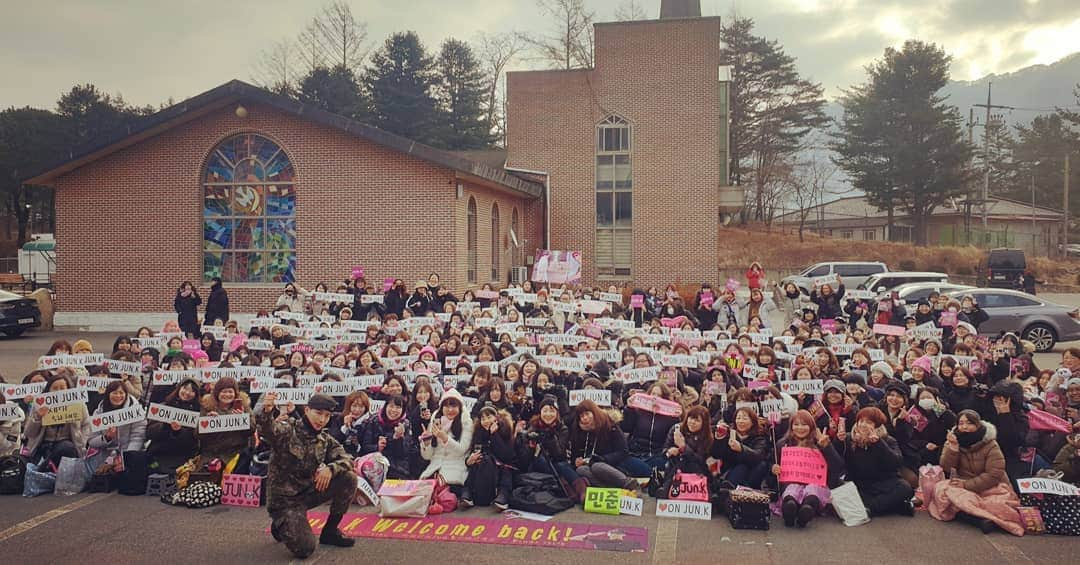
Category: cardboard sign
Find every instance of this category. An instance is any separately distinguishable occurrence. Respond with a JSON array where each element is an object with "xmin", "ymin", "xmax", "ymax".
[
  {"xmin": 248, "ymin": 318, "xmax": 275, "ymax": 329},
  {"xmin": 347, "ymin": 375, "xmax": 384, "ymax": 390},
  {"xmin": 579, "ymin": 300, "xmax": 608, "ymax": 315},
  {"xmin": 182, "ymin": 339, "xmax": 202, "ymax": 353},
  {"xmin": 132, "ymin": 336, "xmax": 167, "ymax": 351},
  {"xmin": 248, "ymin": 378, "xmax": 291, "ymax": 393},
  {"xmin": 626, "ymin": 393, "xmax": 682, "ymax": 417},
  {"xmin": 361, "ymin": 294, "xmax": 385, "ymax": 305},
  {"xmin": 873, "ymin": 323, "xmax": 906, "ymax": 336},
  {"xmin": 660, "ymin": 354, "xmax": 698, "ymax": 368},
  {"xmin": 313, "ymin": 381, "xmax": 359, "ymax": 397},
  {"xmin": 246, "ymin": 339, "xmax": 273, "ymax": 351},
  {"xmin": 537, "ymin": 334, "xmax": 587, "ymax": 347},
  {"xmin": 33, "ymin": 387, "xmax": 88, "ymax": 410},
  {"xmin": 198, "ymin": 413, "xmax": 251, "ymax": 433},
  {"xmin": 599, "ymin": 292, "xmax": 623, "ymax": 304},
  {"xmin": 614, "ymin": 366, "xmax": 661, "ymax": 385},
  {"xmin": 43, "ymin": 404, "xmax": 85, "ymax": 426},
  {"xmin": 222, "ymin": 474, "xmax": 263, "ymax": 507},
  {"xmin": 77, "ymin": 375, "xmax": 116, "ymax": 391},
  {"xmin": 812, "ymin": 274, "xmax": 839, "ymax": 288},
  {"xmin": 272, "ymin": 388, "xmax": 314, "ymax": 405},
  {"xmin": 630, "ymin": 295, "xmax": 644, "ymax": 309},
  {"xmin": 147, "ymin": 403, "xmax": 200, "ymax": 428},
  {"xmin": 314, "ymin": 292, "xmax": 354, "ymax": 304},
  {"xmin": 152, "ymin": 369, "xmax": 200, "ymax": 386},
  {"xmin": 584, "ymin": 487, "xmax": 622, "ymax": 515},
  {"xmin": 569, "ymin": 389, "xmax": 612, "ymax": 407},
  {"xmin": 779, "ymin": 447, "xmax": 828, "ymax": 486},
  {"xmin": 37, "ymin": 353, "xmax": 105, "ymax": 369},
  {"xmin": 578, "ymin": 350, "xmax": 621, "ymax": 364},
  {"xmin": 820, "ymin": 319, "xmax": 837, "ymax": 333},
  {"xmin": 780, "ymin": 379, "xmax": 824, "ymax": 395},
  {"xmin": 201, "ymin": 325, "xmax": 228, "ymax": 341},
  {"xmin": 845, "ymin": 290, "xmax": 876, "ymax": 300},
  {"xmin": 700, "ymin": 293, "xmax": 715, "ymax": 308},
  {"xmin": 655, "ymin": 499, "xmax": 712, "ymax": 521},
  {"xmin": 476, "ymin": 289, "xmax": 500, "ymax": 300},
  {"xmin": 938, "ymin": 311, "xmax": 958, "ymax": 327},
  {"xmin": 89, "ymin": 403, "xmax": 146, "ymax": 433},
  {"xmin": 3, "ymin": 381, "xmax": 46, "ymax": 399},
  {"xmin": 1017, "ymin": 478, "xmax": 1080, "ymax": 497},
  {"xmin": 0, "ymin": 402, "xmax": 23, "ymax": 421},
  {"xmin": 535, "ymin": 355, "xmax": 587, "ymax": 374},
  {"xmin": 620, "ymin": 495, "xmax": 644, "ymax": 516}
]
